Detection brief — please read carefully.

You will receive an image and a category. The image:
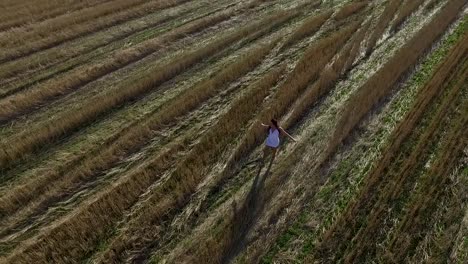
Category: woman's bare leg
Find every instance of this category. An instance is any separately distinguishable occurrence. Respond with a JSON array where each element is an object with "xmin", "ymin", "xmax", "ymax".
[
  {"xmin": 261, "ymin": 146, "xmax": 269, "ymax": 164},
  {"xmin": 268, "ymin": 148, "xmax": 277, "ymax": 166}
]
